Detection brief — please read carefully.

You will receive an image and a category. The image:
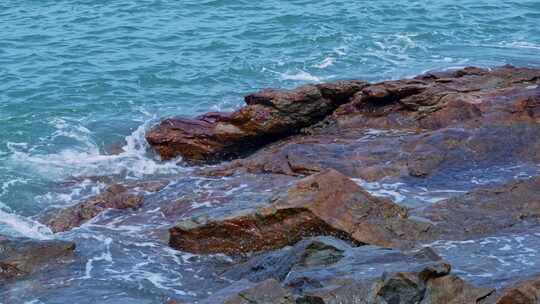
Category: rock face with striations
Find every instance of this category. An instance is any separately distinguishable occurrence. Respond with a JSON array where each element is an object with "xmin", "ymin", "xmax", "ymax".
[
  {"xmin": 169, "ymin": 169, "xmax": 433, "ymax": 254},
  {"xmin": 202, "ymin": 65, "xmax": 540, "ymax": 180},
  {"xmin": 146, "ymin": 81, "xmax": 367, "ymax": 163}
]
